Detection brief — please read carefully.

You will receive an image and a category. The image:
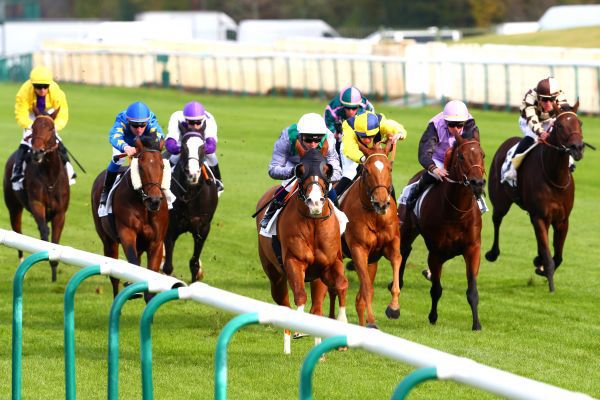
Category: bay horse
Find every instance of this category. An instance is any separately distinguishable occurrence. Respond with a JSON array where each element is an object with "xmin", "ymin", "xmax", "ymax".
[
  {"xmin": 398, "ymin": 132, "xmax": 485, "ymax": 330},
  {"xmin": 163, "ymin": 123, "xmax": 219, "ymax": 282},
  {"xmin": 485, "ymin": 102, "xmax": 584, "ymax": 292},
  {"xmin": 3, "ymin": 109, "xmax": 69, "ymax": 281},
  {"xmin": 256, "ymin": 141, "xmax": 348, "ymax": 351},
  {"xmin": 339, "ymin": 140, "xmax": 401, "ymax": 328},
  {"xmin": 91, "ymin": 134, "xmax": 168, "ymax": 298}
]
